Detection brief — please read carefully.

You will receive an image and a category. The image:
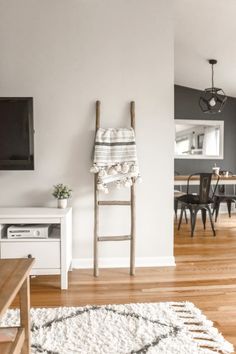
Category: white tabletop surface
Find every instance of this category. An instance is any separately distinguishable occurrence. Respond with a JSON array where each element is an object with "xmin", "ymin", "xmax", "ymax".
[{"xmin": 0, "ymin": 207, "xmax": 72, "ymax": 218}]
